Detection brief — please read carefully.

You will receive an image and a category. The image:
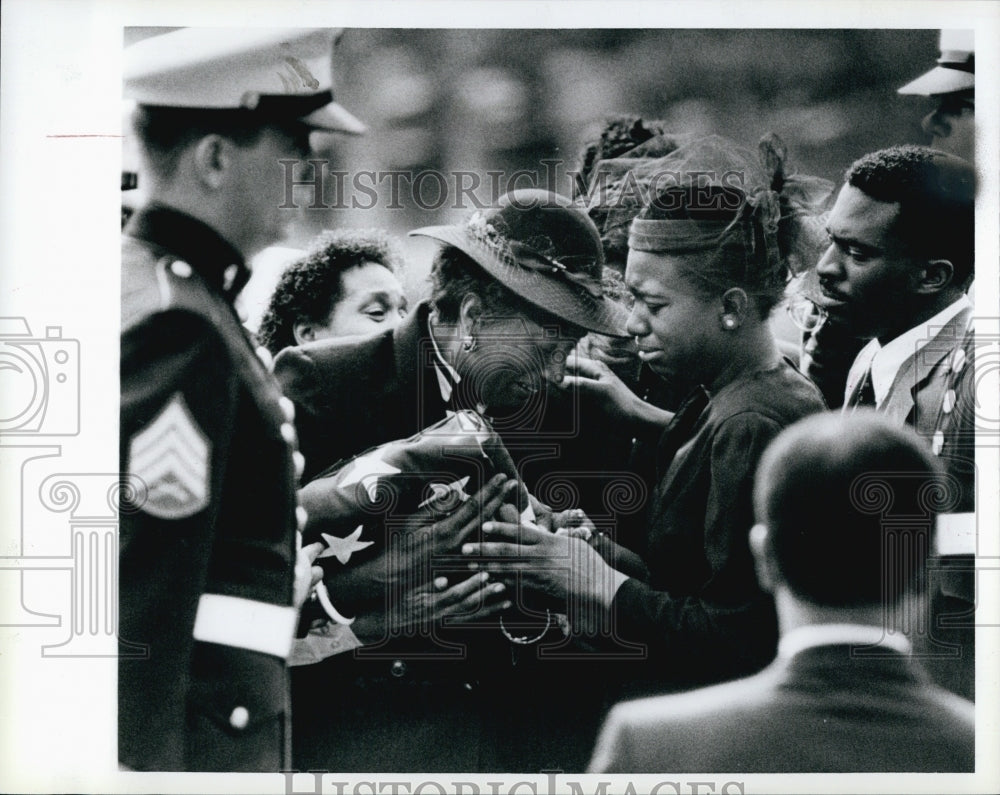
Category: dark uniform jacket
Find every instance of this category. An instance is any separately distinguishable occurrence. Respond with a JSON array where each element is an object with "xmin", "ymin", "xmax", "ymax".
[
  {"xmin": 590, "ymin": 642, "xmax": 974, "ymax": 773},
  {"xmin": 119, "ymin": 205, "xmax": 302, "ymax": 771}
]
